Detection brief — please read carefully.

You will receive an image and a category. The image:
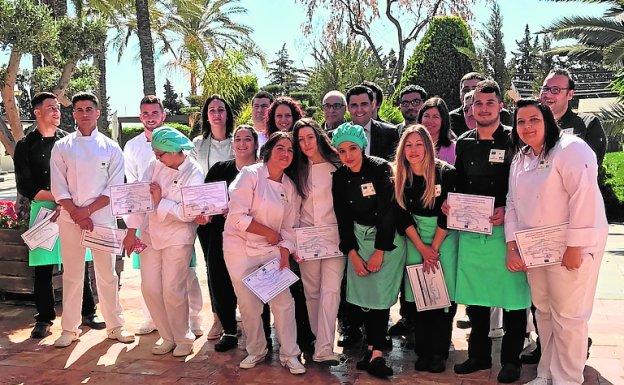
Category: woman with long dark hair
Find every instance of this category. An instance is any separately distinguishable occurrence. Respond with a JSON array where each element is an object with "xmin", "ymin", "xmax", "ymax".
[
  {"xmin": 266, "ymin": 96, "xmax": 305, "ymax": 135},
  {"xmin": 417, "ymin": 97, "xmax": 456, "ymax": 164}
]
